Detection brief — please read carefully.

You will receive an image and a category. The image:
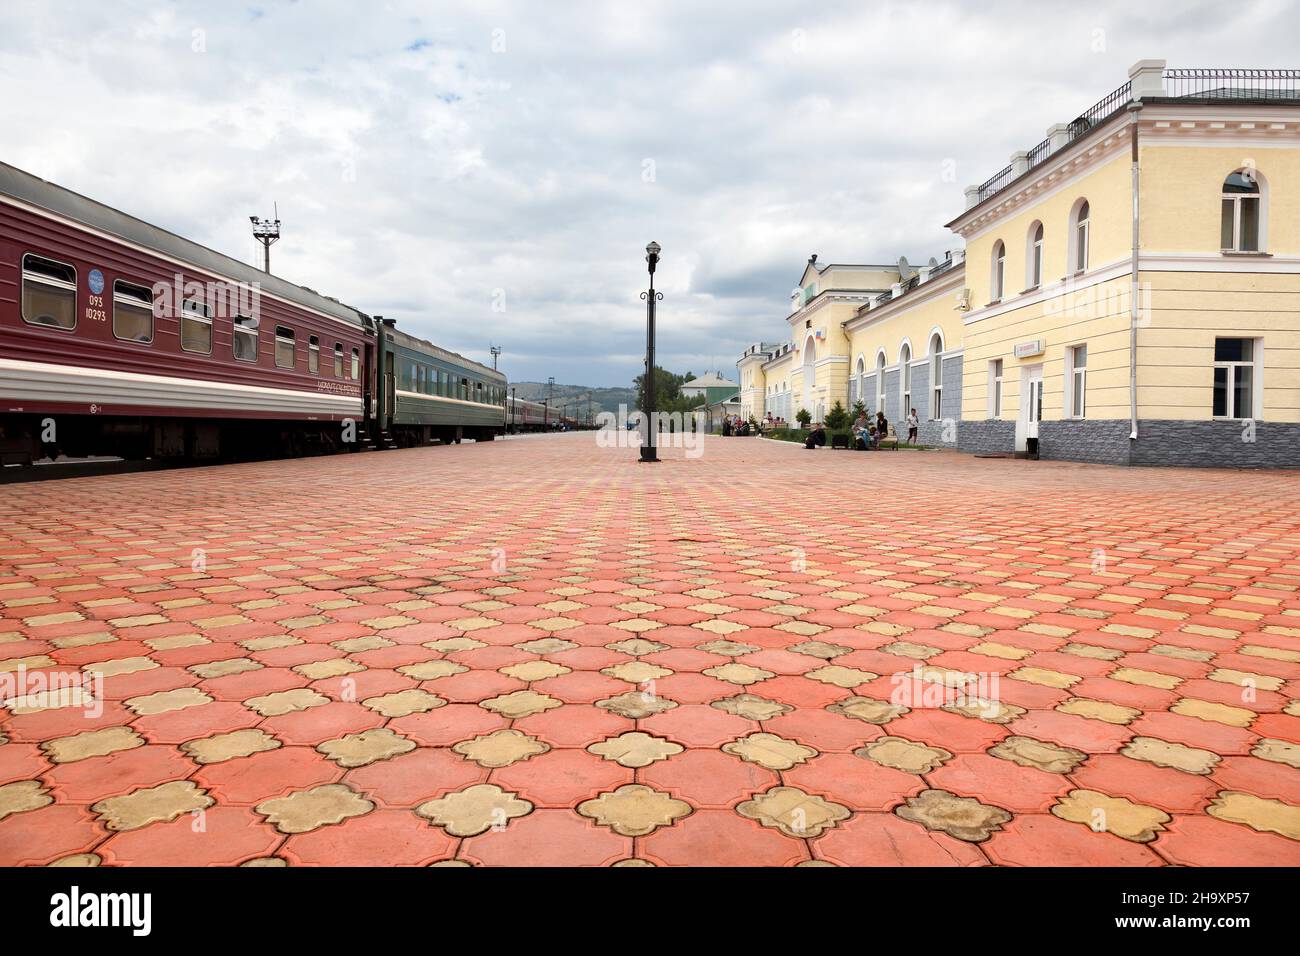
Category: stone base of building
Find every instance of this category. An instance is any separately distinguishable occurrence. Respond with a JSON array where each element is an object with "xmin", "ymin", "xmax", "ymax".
[
  {"xmin": 916, "ymin": 420, "xmax": 958, "ymax": 447},
  {"xmin": 957, "ymin": 420, "xmax": 1017, "ymax": 456},
  {"xmin": 958, "ymin": 419, "xmax": 1300, "ymax": 468}
]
